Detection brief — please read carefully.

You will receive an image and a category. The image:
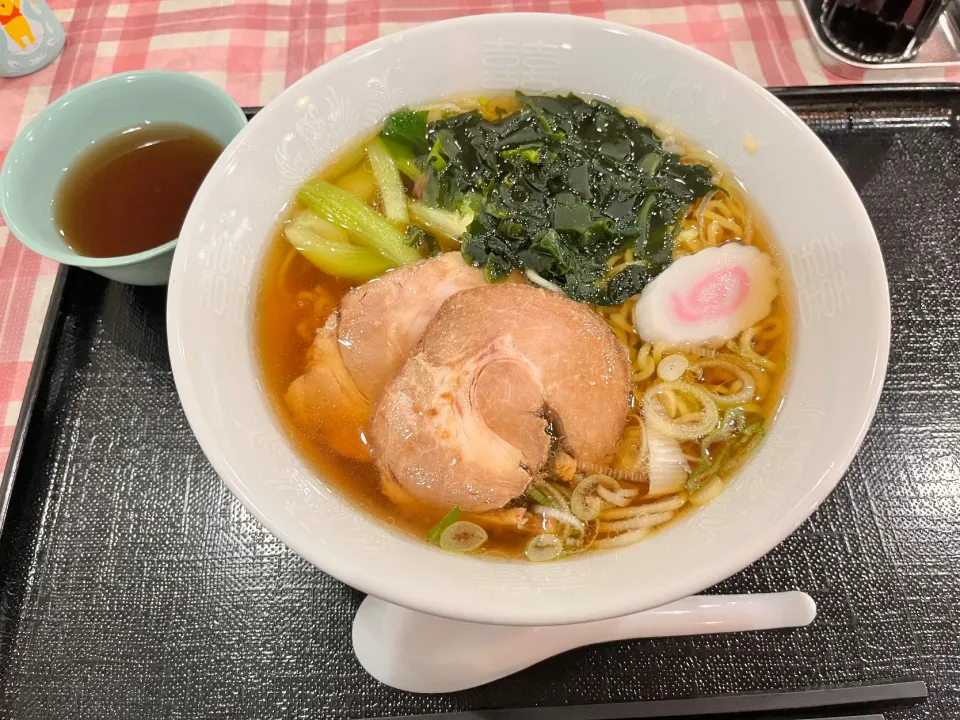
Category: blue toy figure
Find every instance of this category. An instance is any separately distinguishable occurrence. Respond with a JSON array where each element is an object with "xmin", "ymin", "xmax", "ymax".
[{"xmin": 0, "ymin": 0, "xmax": 65, "ymax": 78}]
